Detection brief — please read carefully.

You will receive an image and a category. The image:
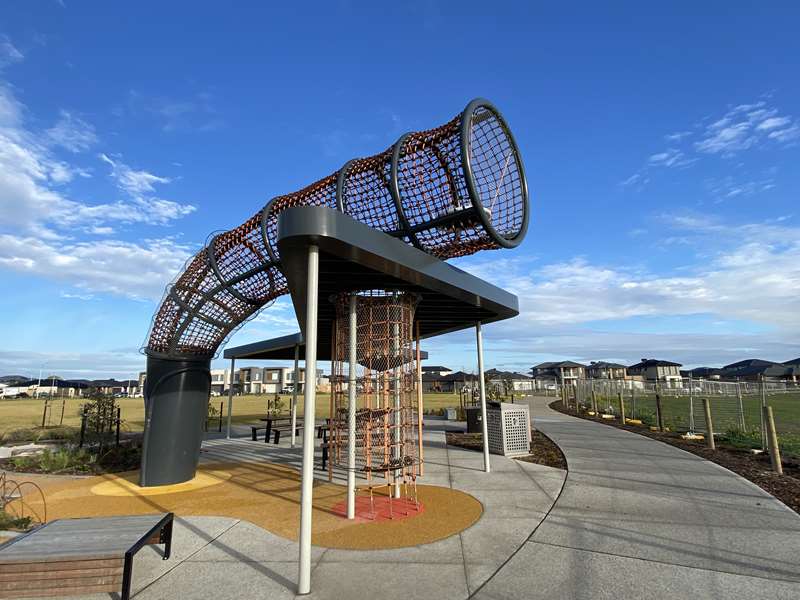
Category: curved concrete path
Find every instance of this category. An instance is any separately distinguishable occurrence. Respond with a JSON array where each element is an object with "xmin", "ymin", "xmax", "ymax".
[{"xmin": 474, "ymin": 397, "xmax": 800, "ymax": 600}]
